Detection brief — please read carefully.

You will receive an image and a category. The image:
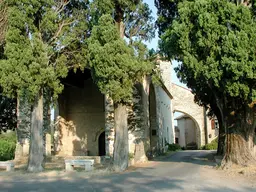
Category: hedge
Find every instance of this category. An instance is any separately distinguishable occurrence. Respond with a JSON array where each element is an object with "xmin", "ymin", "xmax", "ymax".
[
  {"xmin": 200, "ymin": 138, "xmax": 218, "ymax": 150},
  {"xmin": 0, "ymin": 131, "xmax": 17, "ymax": 161}
]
